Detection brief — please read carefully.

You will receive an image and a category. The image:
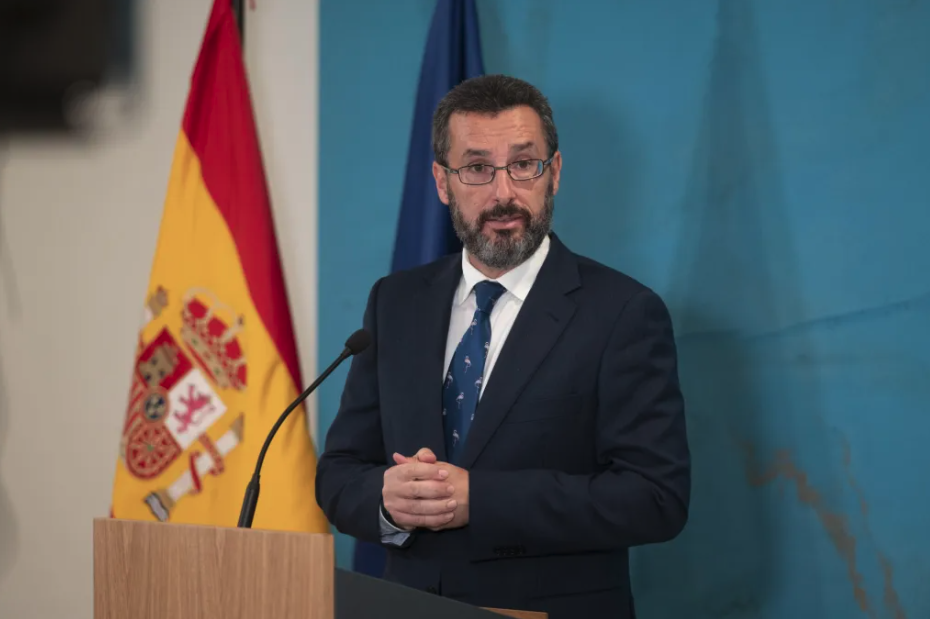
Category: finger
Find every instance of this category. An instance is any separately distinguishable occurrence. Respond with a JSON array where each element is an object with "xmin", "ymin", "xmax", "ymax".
[
  {"xmin": 411, "ymin": 462, "xmax": 449, "ymax": 480},
  {"xmin": 392, "ymin": 450, "xmax": 437, "ymax": 466},
  {"xmin": 391, "ymin": 498, "xmax": 457, "ymax": 516},
  {"xmin": 403, "ymin": 461, "xmax": 448, "ymax": 482},
  {"xmin": 392, "ymin": 511, "xmax": 456, "ymax": 530},
  {"xmin": 398, "ymin": 480, "xmax": 454, "ymax": 500},
  {"xmin": 383, "ymin": 478, "xmax": 453, "ymax": 502}
]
